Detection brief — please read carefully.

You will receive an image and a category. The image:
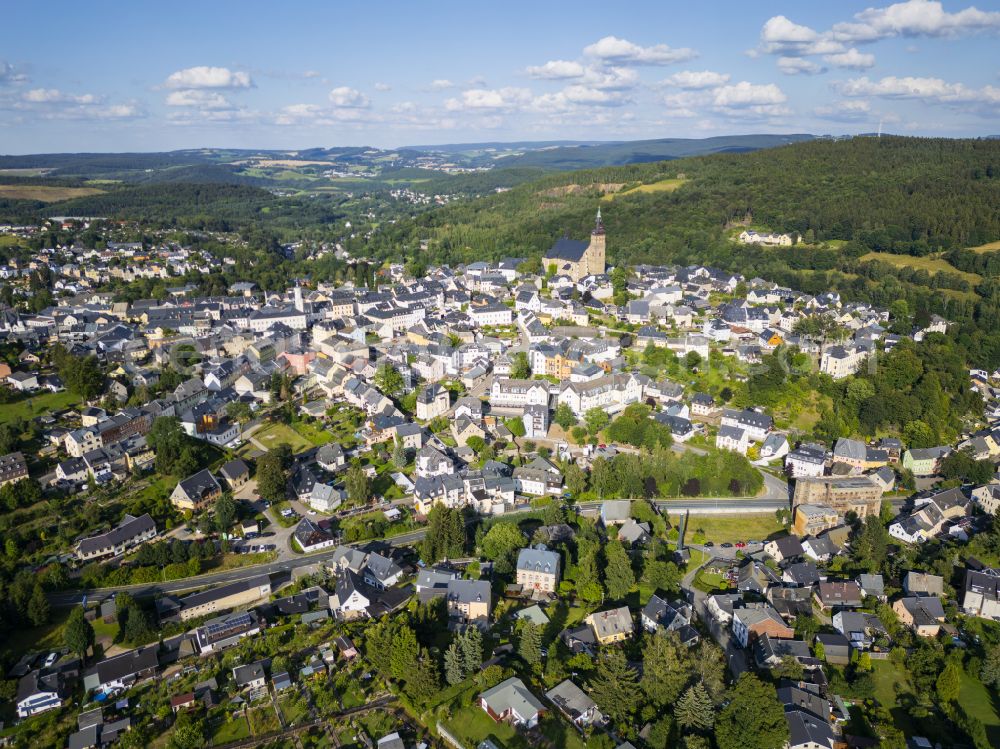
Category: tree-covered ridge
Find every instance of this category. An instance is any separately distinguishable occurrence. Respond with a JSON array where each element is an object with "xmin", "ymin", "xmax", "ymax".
[{"xmin": 365, "ymin": 136, "xmax": 1000, "ymax": 264}]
